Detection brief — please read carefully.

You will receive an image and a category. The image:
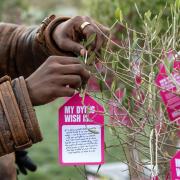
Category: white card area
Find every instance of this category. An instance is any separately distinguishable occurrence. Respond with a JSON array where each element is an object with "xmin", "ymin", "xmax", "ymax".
[{"xmin": 62, "ymin": 125, "xmax": 101, "ymax": 163}]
